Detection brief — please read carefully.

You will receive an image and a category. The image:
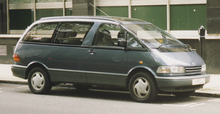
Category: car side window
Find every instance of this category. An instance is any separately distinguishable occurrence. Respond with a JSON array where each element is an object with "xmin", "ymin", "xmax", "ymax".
[
  {"xmin": 127, "ymin": 33, "xmax": 143, "ymax": 48},
  {"xmin": 22, "ymin": 22, "xmax": 58, "ymax": 43},
  {"xmin": 92, "ymin": 23, "xmax": 126, "ymax": 47},
  {"xmin": 53, "ymin": 22, "xmax": 93, "ymax": 45}
]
